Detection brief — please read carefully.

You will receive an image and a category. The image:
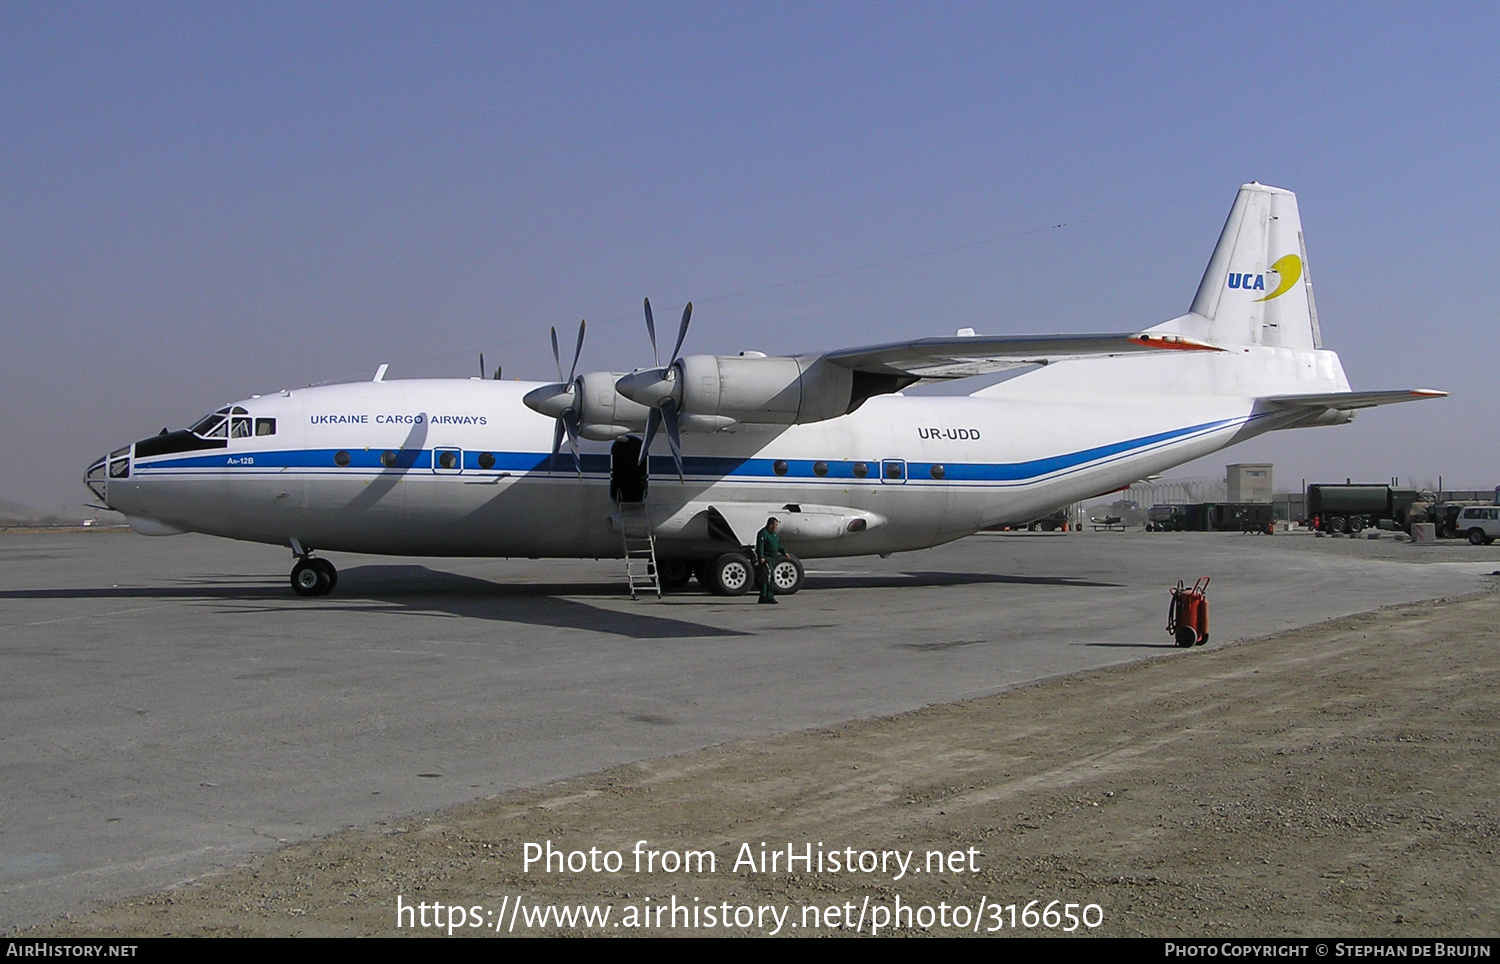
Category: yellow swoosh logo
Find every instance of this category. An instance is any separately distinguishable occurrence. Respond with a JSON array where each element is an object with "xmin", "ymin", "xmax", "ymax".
[{"xmin": 1255, "ymin": 253, "xmax": 1302, "ymax": 302}]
